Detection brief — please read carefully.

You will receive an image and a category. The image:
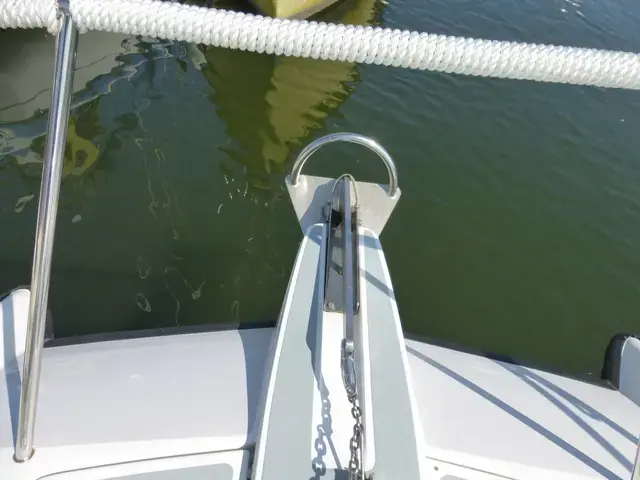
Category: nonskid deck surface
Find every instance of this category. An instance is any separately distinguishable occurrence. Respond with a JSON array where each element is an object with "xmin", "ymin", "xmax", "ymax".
[
  {"xmin": 251, "ymin": 224, "xmax": 327, "ymax": 480},
  {"xmin": 252, "ymin": 225, "xmax": 422, "ymax": 480},
  {"xmin": 361, "ymin": 229, "xmax": 422, "ymax": 480},
  {"xmin": 35, "ymin": 451, "xmax": 249, "ymax": 480}
]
